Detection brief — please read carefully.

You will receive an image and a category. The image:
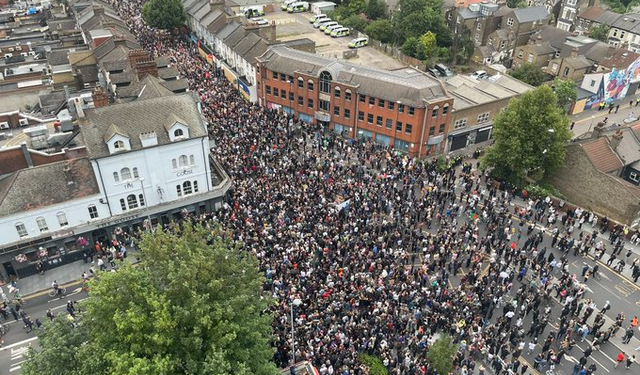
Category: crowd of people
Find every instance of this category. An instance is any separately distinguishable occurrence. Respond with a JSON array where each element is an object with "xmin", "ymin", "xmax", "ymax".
[{"xmin": 102, "ymin": 1, "xmax": 640, "ymax": 374}]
